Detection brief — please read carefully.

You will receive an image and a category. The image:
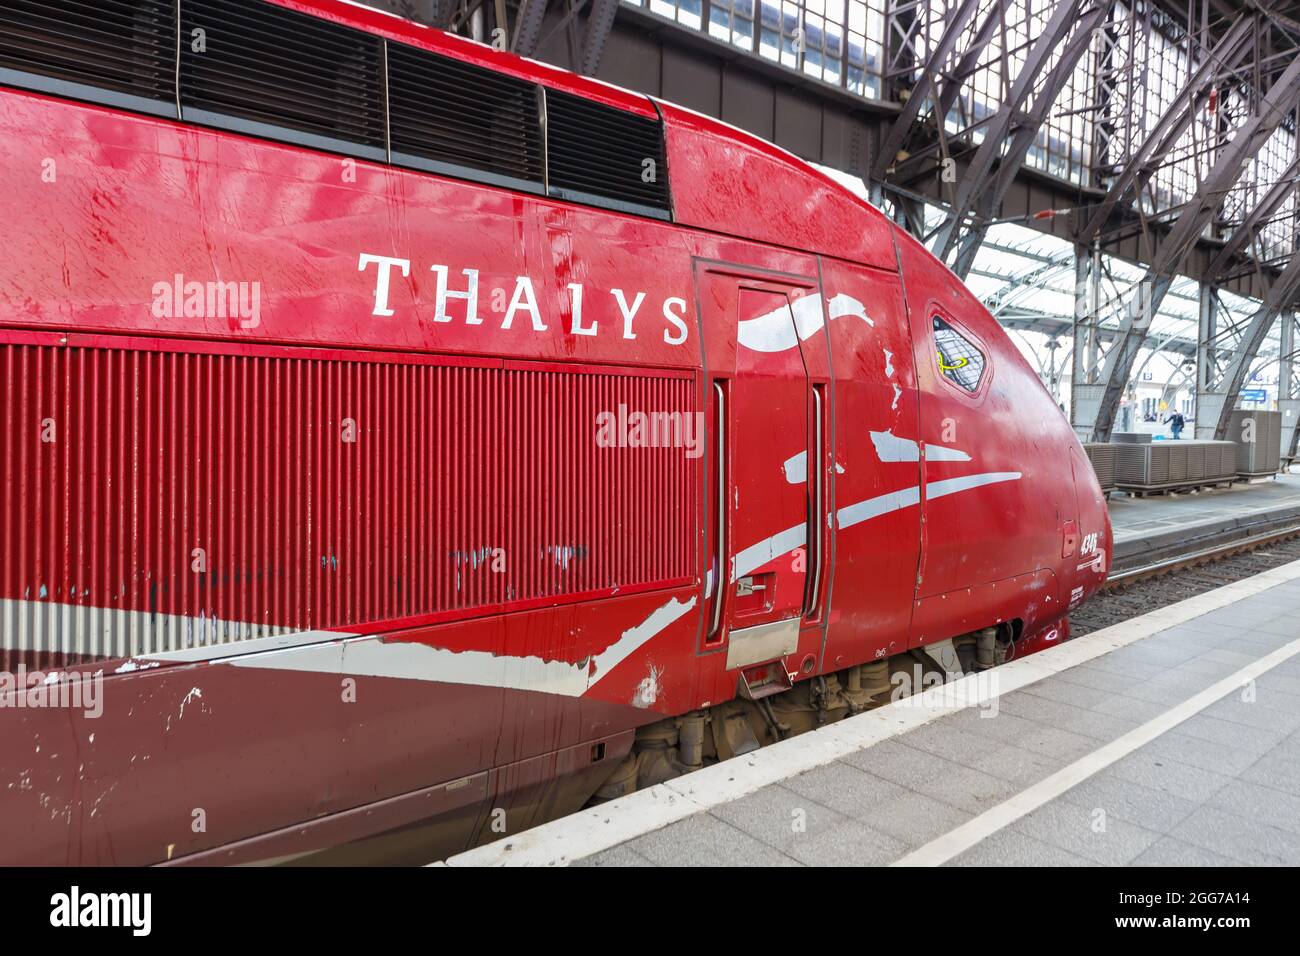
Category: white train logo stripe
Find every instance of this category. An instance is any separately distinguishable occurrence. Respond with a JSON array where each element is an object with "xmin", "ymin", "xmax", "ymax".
[{"xmin": 736, "ymin": 293, "xmax": 873, "ymax": 353}]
